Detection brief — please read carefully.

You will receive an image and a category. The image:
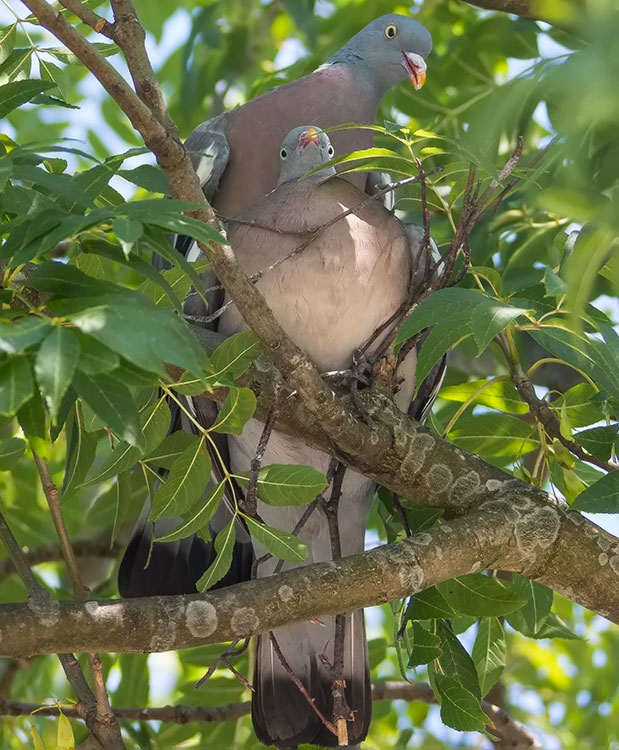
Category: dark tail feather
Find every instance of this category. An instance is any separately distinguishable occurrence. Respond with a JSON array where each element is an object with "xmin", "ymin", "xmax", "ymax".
[
  {"xmin": 252, "ymin": 610, "xmax": 370, "ymax": 748},
  {"xmin": 118, "ymin": 508, "xmax": 253, "ymax": 597}
]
